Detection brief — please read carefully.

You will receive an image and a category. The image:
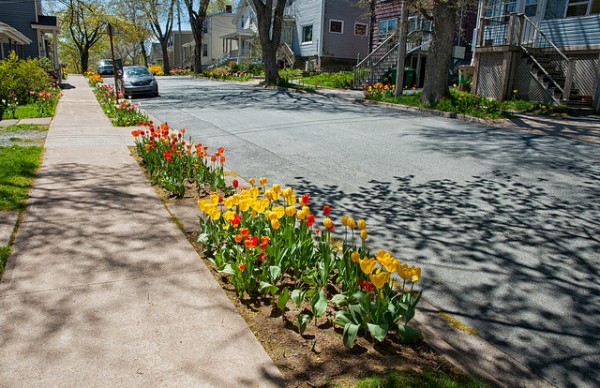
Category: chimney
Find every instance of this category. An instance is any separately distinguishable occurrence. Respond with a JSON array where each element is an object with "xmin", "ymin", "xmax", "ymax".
[{"xmin": 225, "ymin": 5, "xmax": 232, "ymax": 13}]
